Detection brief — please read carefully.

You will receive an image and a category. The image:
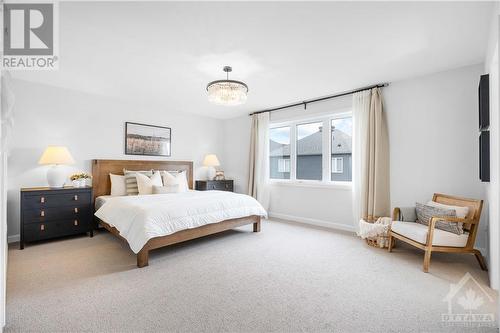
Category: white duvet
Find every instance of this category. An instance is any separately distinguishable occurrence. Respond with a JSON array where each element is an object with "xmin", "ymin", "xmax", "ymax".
[{"xmin": 94, "ymin": 191, "xmax": 267, "ymax": 253}]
